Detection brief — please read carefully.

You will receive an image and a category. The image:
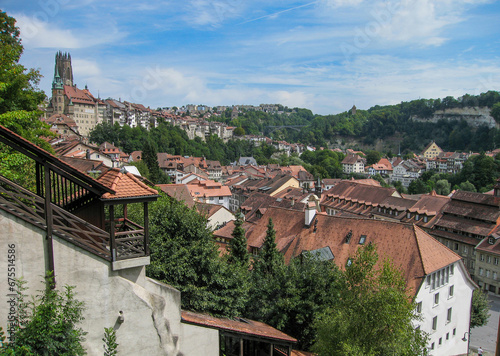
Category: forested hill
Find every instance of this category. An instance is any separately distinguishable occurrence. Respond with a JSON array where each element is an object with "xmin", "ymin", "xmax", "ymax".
[{"xmin": 217, "ymin": 90, "xmax": 500, "ymax": 154}]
